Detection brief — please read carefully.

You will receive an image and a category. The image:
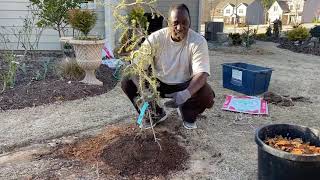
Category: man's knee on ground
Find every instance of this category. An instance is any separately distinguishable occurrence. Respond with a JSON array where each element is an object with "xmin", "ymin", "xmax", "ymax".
[{"xmin": 197, "ymin": 83, "xmax": 215, "ymax": 108}]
